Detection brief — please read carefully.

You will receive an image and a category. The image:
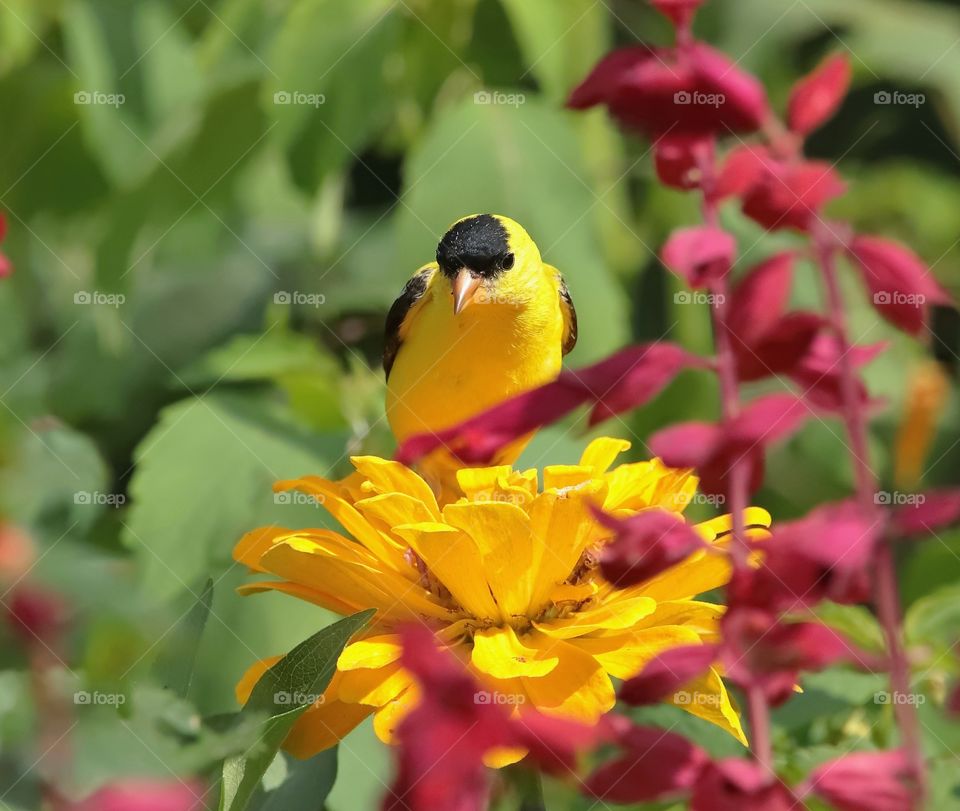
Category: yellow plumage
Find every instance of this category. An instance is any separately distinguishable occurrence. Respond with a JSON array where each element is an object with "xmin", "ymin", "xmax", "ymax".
[{"xmin": 384, "ymin": 214, "xmax": 576, "ymax": 497}]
